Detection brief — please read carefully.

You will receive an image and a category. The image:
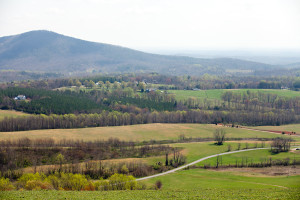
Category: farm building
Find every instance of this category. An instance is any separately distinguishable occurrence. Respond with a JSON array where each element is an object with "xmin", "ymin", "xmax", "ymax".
[{"xmin": 14, "ymin": 95, "xmax": 26, "ymax": 100}]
